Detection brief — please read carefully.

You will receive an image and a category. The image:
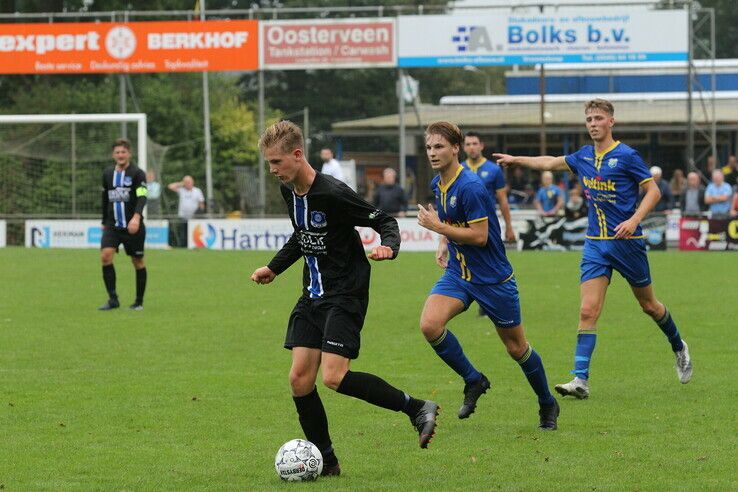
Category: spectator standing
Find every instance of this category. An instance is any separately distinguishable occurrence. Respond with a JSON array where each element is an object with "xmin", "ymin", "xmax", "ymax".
[
  {"xmin": 680, "ymin": 172, "xmax": 706, "ymax": 217},
  {"xmin": 669, "ymin": 169, "xmax": 686, "ymax": 208},
  {"xmin": 704, "ymin": 170, "xmax": 733, "ymax": 218},
  {"xmin": 146, "ymin": 170, "xmax": 162, "ymax": 217},
  {"xmin": 534, "ymin": 171, "xmax": 564, "ymax": 217},
  {"xmin": 167, "ymin": 175, "xmax": 205, "ymax": 246},
  {"xmin": 648, "ymin": 166, "xmax": 674, "ymax": 212},
  {"xmin": 373, "ymin": 168, "xmax": 407, "ymax": 217},
  {"xmin": 721, "ymin": 155, "xmax": 738, "ymax": 188},
  {"xmin": 320, "ymin": 148, "xmax": 345, "ymax": 182},
  {"xmin": 508, "ymin": 167, "xmax": 532, "ymax": 205}
]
